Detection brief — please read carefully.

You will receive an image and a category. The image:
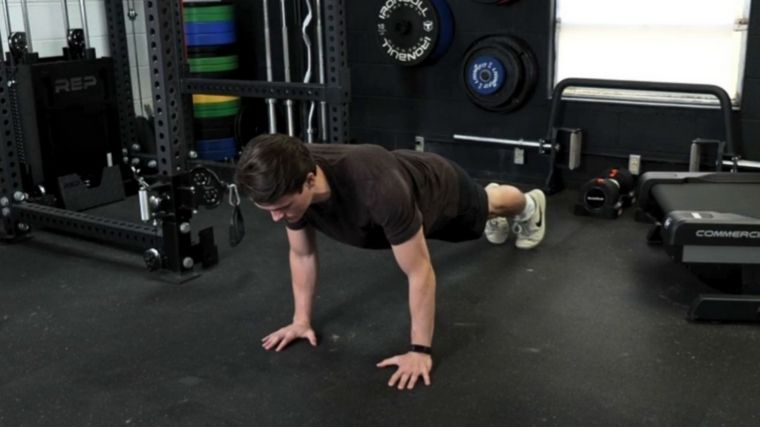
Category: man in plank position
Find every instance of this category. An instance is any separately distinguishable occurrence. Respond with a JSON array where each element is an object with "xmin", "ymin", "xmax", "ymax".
[{"xmin": 235, "ymin": 133, "xmax": 547, "ymax": 390}]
